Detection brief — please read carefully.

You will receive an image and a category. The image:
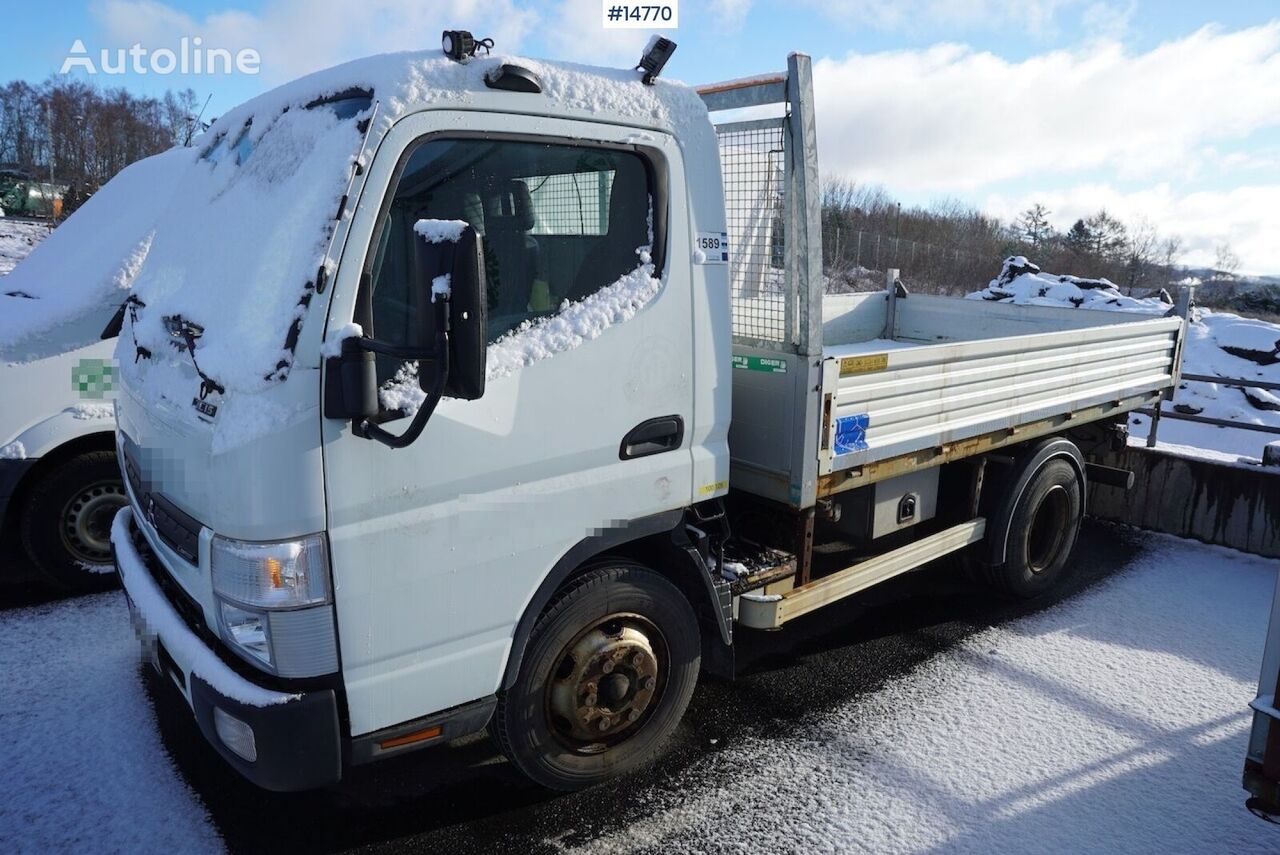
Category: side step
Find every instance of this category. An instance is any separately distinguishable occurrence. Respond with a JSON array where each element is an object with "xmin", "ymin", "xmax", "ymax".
[{"xmin": 736, "ymin": 518, "xmax": 987, "ymax": 630}]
